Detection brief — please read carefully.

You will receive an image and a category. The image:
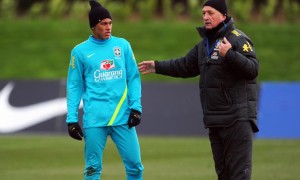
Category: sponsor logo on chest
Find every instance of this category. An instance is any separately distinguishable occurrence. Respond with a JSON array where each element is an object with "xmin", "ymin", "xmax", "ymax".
[
  {"xmin": 94, "ymin": 59, "xmax": 123, "ymax": 82},
  {"xmin": 210, "ymin": 40, "xmax": 222, "ymax": 60},
  {"xmin": 101, "ymin": 60, "xmax": 115, "ymax": 70}
]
